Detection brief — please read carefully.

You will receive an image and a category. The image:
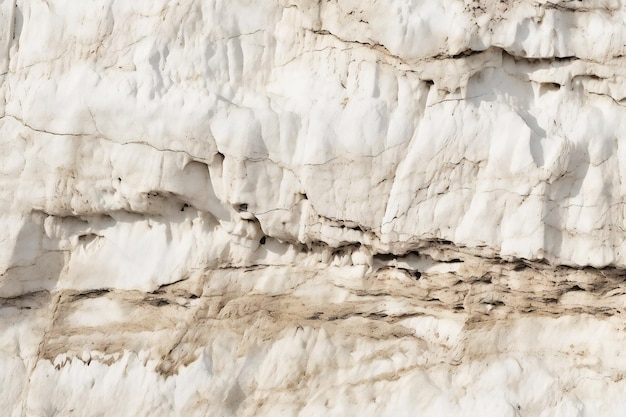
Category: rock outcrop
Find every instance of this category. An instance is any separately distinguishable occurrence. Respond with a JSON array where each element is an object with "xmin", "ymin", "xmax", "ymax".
[{"xmin": 2, "ymin": 1, "xmax": 626, "ymax": 416}]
